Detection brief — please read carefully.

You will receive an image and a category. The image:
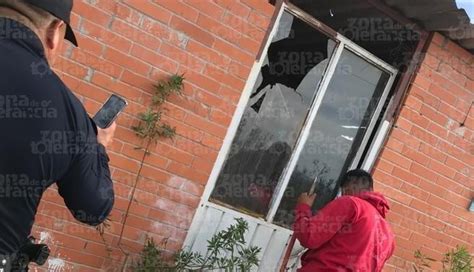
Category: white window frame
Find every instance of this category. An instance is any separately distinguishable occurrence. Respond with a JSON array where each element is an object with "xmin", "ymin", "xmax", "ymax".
[{"xmin": 194, "ymin": 1, "xmax": 398, "ymax": 227}]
